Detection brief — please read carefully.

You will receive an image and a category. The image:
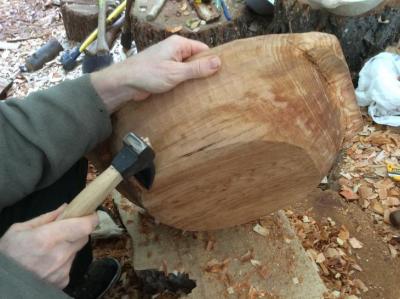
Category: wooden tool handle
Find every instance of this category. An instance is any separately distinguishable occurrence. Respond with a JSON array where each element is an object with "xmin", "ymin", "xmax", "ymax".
[
  {"xmin": 59, "ymin": 166, "xmax": 122, "ymax": 220},
  {"xmin": 97, "ymin": 0, "xmax": 109, "ymax": 53}
]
